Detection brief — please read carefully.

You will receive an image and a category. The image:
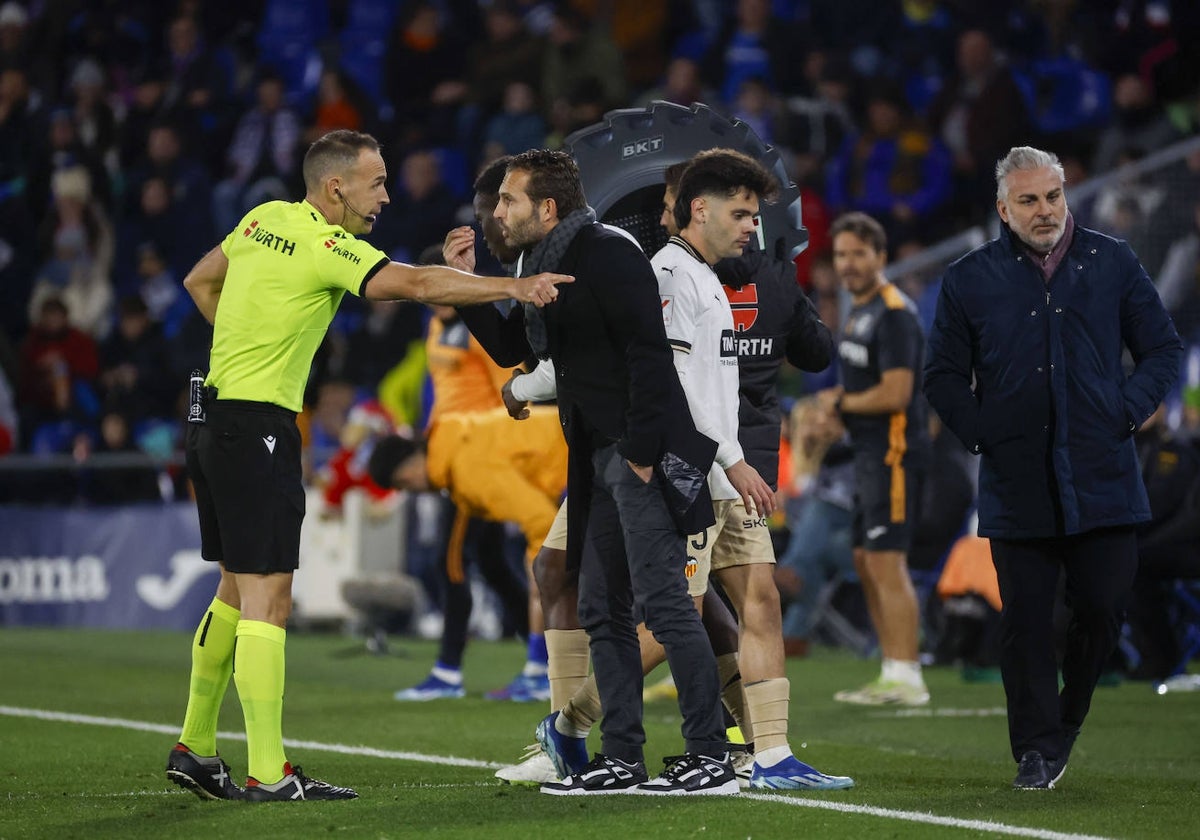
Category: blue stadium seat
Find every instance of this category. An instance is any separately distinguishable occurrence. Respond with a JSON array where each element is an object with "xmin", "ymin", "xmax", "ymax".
[{"xmin": 256, "ymin": 0, "xmax": 329, "ymax": 106}]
